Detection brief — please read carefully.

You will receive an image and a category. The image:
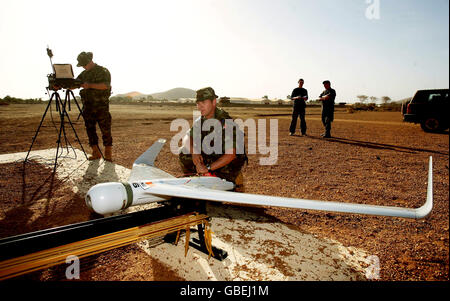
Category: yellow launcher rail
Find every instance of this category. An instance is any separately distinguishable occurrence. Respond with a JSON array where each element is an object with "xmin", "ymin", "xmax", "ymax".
[{"xmin": 0, "ymin": 212, "xmax": 209, "ymax": 280}]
